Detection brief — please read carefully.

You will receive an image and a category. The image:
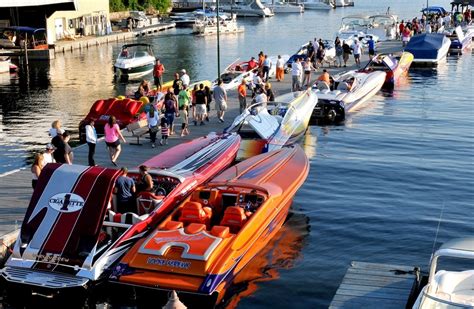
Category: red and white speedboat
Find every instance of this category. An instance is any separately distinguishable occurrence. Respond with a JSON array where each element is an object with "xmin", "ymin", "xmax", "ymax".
[{"xmin": 0, "ymin": 133, "xmax": 241, "ymax": 295}]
